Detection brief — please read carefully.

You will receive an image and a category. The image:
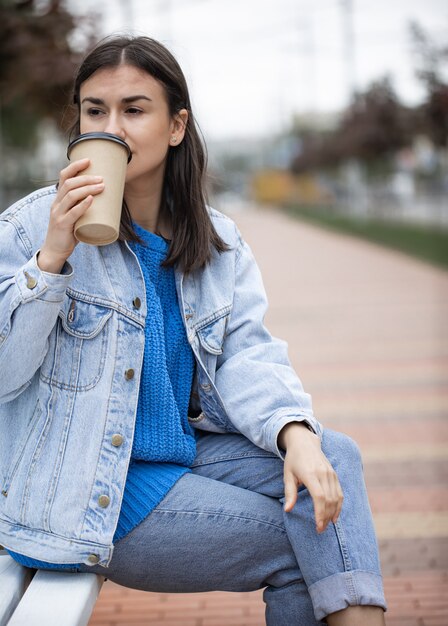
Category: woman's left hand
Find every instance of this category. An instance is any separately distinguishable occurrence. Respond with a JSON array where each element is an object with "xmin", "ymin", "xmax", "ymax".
[{"xmin": 278, "ymin": 422, "xmax": 344, "ymax": 533}]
